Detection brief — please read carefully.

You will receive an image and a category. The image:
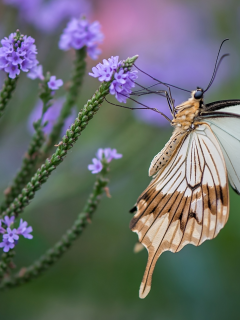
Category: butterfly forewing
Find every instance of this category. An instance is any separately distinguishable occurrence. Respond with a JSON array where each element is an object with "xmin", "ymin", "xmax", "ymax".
[{"xmin": 130, "ymin": 123, "xmax": 229, "ymax": 299}]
